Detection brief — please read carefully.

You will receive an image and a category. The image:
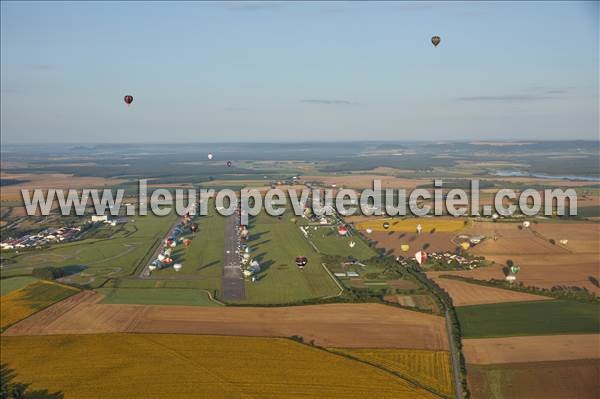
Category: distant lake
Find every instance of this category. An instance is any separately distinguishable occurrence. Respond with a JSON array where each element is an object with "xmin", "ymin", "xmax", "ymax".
[{"xmin": 493, "ymin": 170, "xmax": 600, "ymax": 182}]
